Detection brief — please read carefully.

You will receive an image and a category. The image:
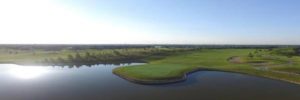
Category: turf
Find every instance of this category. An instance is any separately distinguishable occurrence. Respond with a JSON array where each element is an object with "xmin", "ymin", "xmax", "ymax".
[
  {"xmin": 114, "ymin": 64, "xmax": 197, "ymax": 80},
  {"xmin": 113, "ymin": 49, "xmax": 300, "ymax": 84}
]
